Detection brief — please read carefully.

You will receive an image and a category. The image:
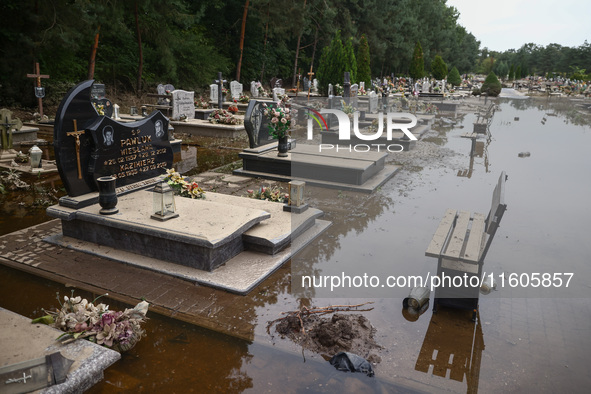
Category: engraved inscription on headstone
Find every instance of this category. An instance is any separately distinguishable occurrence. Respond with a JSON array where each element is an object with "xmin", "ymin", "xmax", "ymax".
[
  {"xmin": 210, "ymin": 84, "xmax": 218, "ymax": 102},
  {"xmin": 54, "ymin": 80, "xmax": 173, "ymax": 197},
  {"xmin": 230, "ymin": 80, "xmax": 243, "ymax": 100},
  {"xmin": 171, "ymin": 90, "xmax": 195, "ymax": 120}
]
